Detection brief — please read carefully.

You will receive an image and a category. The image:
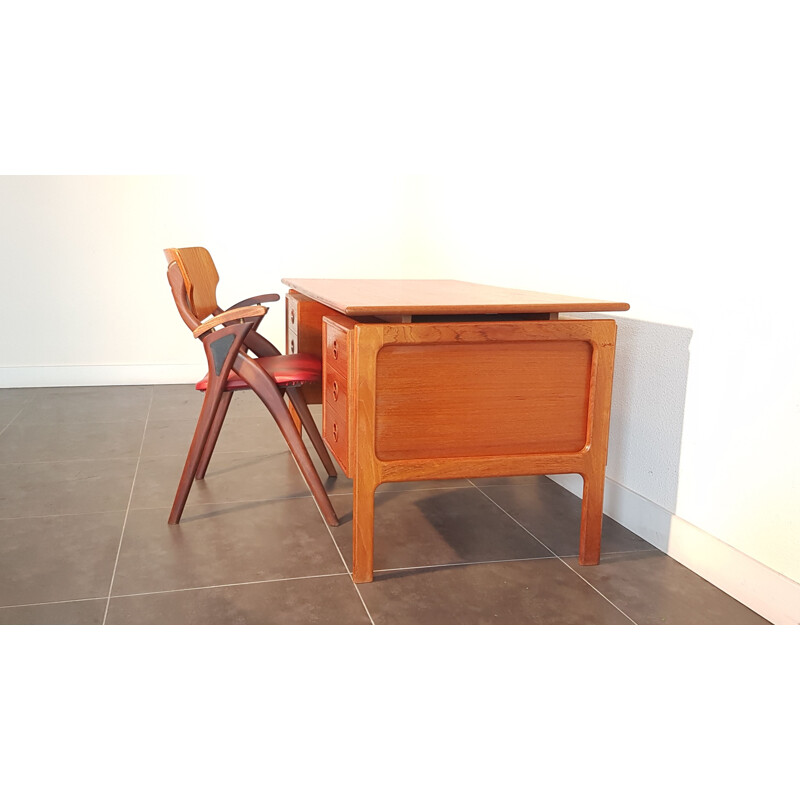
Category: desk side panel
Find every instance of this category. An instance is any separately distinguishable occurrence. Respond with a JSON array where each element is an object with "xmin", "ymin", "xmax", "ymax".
[{"xmin": 373, "ymin": 329, "xmax": 595, "ymax": 460}]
